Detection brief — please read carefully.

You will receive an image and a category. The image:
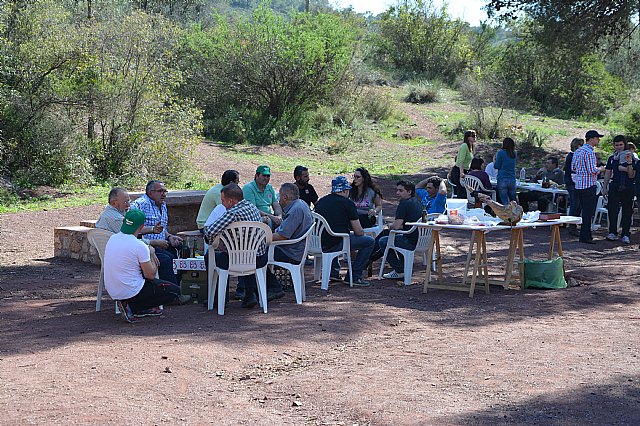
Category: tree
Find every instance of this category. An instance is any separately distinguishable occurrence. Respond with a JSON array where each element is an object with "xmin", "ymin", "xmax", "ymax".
[
  {"xmin": 486, "ymin": 0, "xmax": 640, "ymax": 51},
  {"xmin": 374, "ymin": 0, "xmax": 472, "ymax": 83}
]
